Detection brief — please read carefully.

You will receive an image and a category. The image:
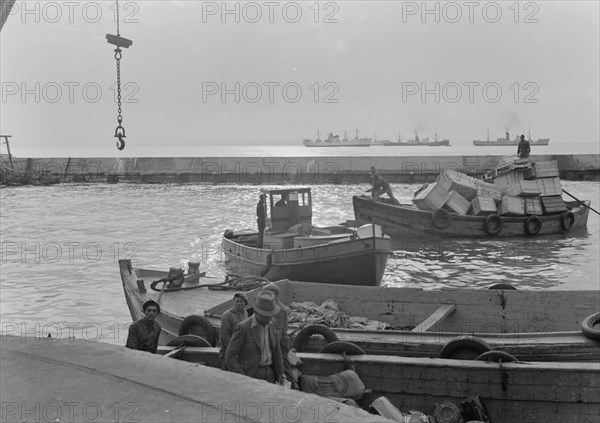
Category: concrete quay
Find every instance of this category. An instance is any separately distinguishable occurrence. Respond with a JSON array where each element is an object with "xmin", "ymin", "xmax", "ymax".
[
  {"xmin": 1, "ymin": 335, "xmax": 394, "ymax": 423},
  {"xmin": 1, "ymin": 154, "xmax": 598, "ymax": 185}
]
